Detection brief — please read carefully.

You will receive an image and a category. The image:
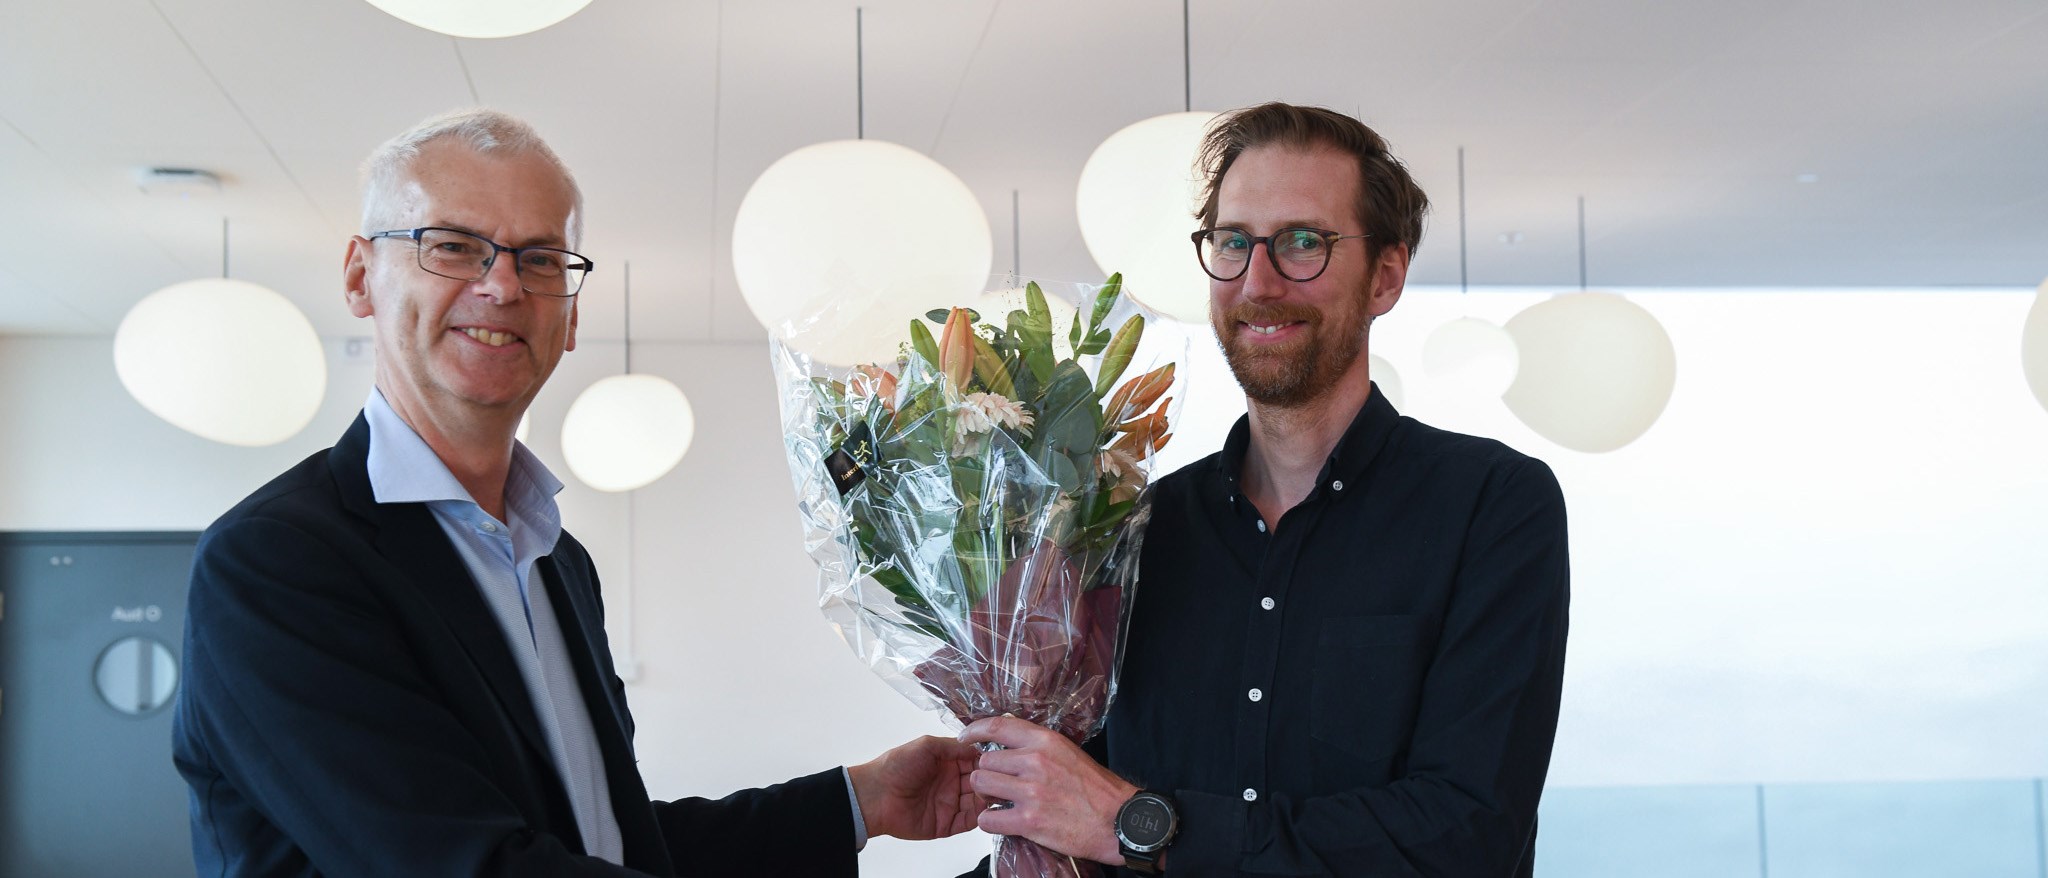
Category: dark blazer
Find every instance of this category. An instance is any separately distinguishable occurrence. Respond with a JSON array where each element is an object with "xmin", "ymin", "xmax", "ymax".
[{"xmin": 172, "ymin": 414, "xmax": 856, "ymax": 877}]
